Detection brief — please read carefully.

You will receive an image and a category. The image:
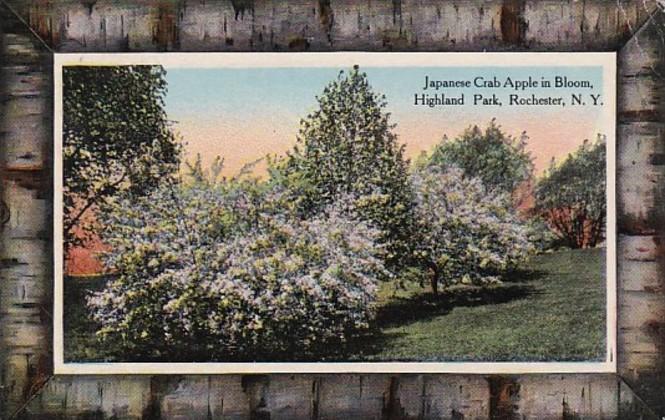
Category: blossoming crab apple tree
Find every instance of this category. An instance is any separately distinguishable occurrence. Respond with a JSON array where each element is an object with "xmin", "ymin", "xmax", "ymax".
[
  {"xmin": 87, "ymin": 178, "xmax": 388, "ymax": 361},
  {"xmin": 411, "ymin": 165, "xmax": 533, "ymax": 295}
]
